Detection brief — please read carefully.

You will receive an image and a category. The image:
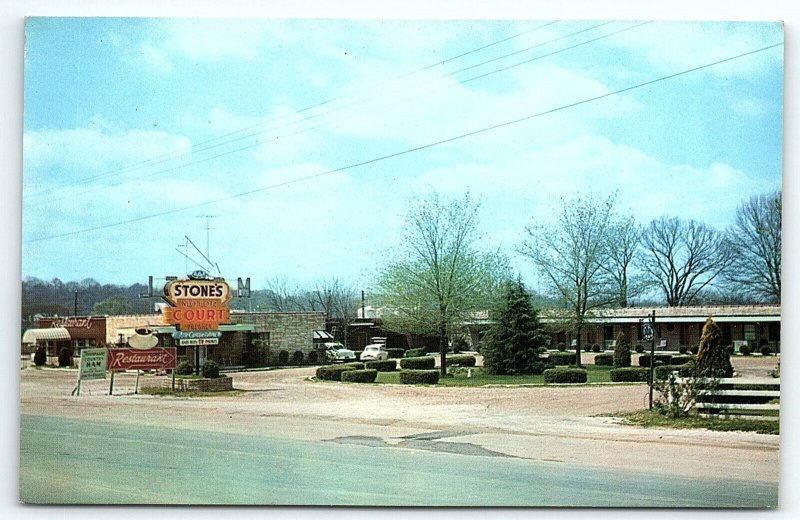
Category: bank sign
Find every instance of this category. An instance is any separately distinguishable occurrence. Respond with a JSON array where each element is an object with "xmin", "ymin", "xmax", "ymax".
[{"xmin": 162, "ymin": 278, "xmax": 231, "ymax": 331}]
